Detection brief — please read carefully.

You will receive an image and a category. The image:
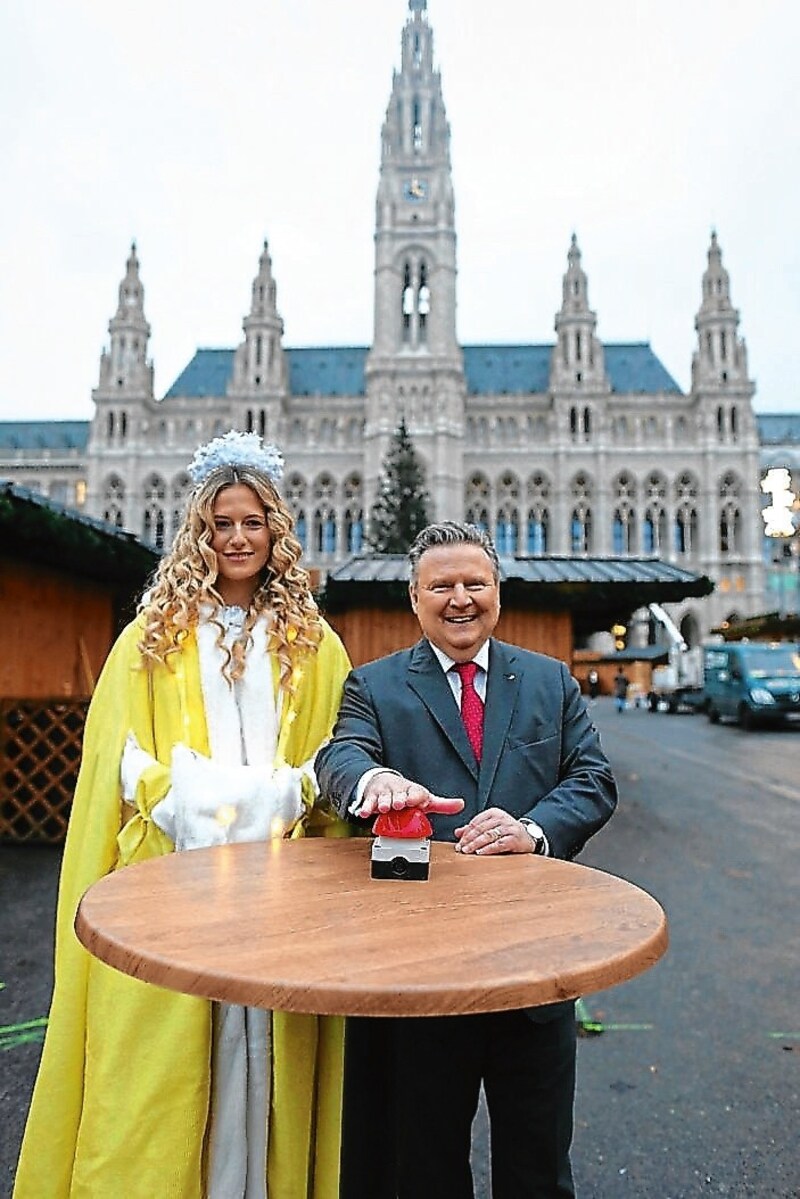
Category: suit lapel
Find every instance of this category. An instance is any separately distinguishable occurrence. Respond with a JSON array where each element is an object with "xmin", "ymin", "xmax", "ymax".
[
  {"xmin": 407, "ymin": 640, "xmax": 479, "ymax": 779},
  {"xmin": 478, "ymin": 640, "xmax": 521, "ymax": 805}
]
